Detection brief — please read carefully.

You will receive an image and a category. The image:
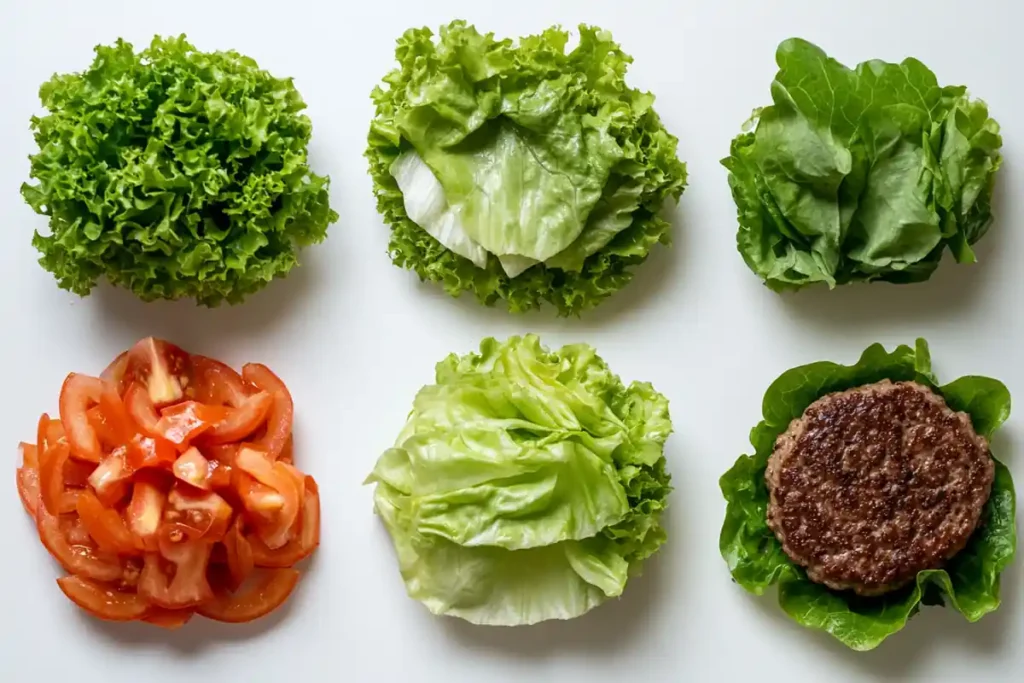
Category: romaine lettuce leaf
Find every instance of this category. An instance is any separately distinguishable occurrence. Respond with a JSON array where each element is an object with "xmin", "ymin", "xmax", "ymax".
[
  {"xmin": 367, "ymin": 335, "xmax": 672, "ymax": 625},
  {"xmin": 723, "ymin": 38, "xmax": 1002, "ymax": 291},
  {"xmin": 719, "ymin": 339, "xmax": 1016, "ymax": 650},
  {"xmin": 367, "ymin": 22, "xmax": 687, "ymax": 315}
]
